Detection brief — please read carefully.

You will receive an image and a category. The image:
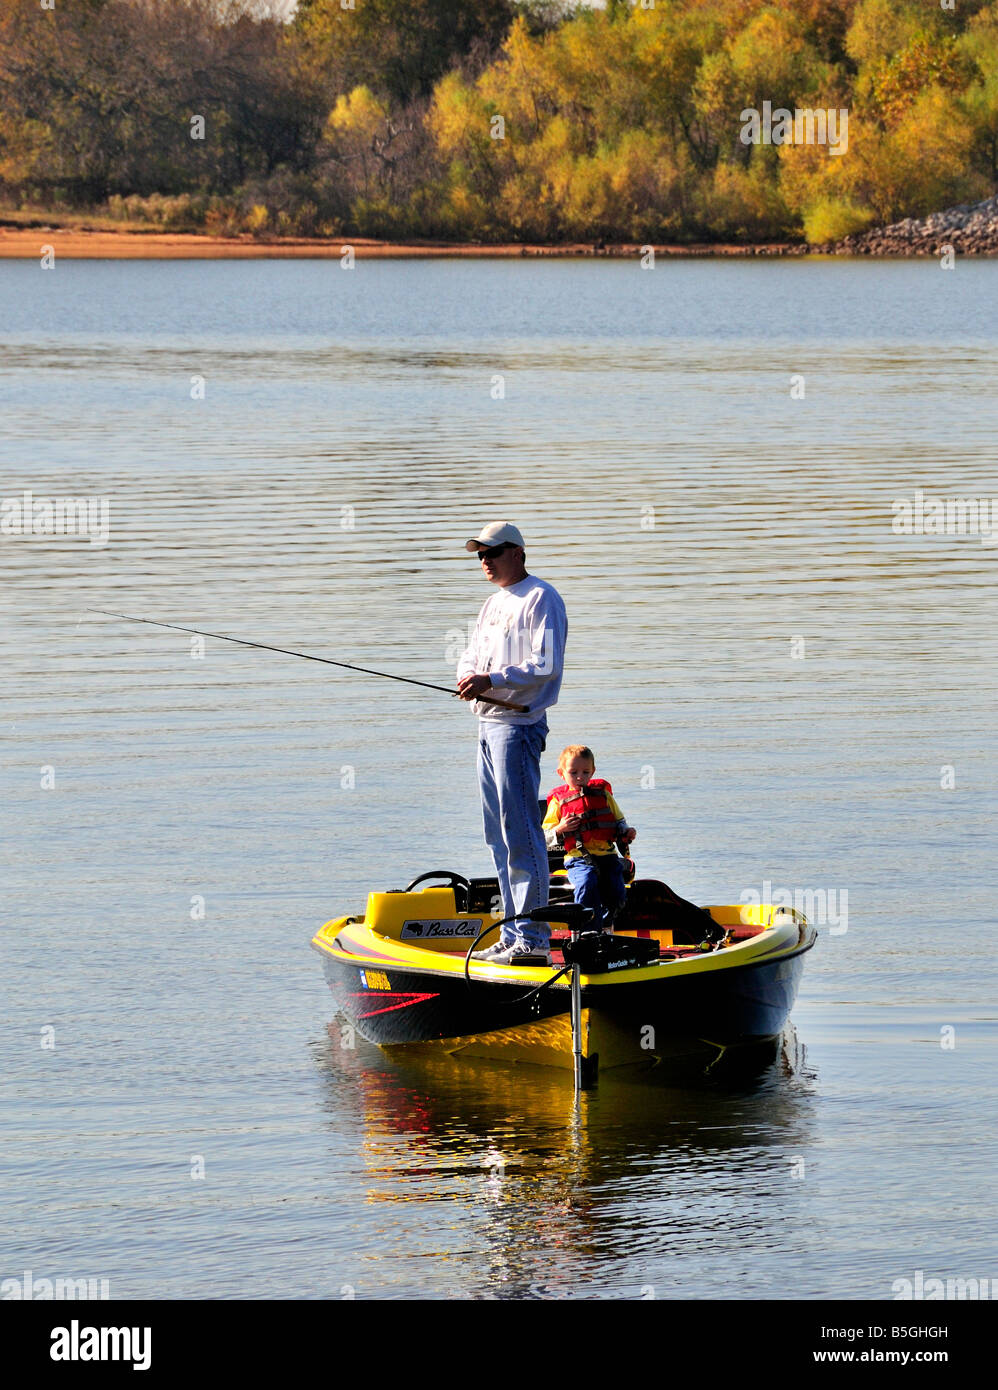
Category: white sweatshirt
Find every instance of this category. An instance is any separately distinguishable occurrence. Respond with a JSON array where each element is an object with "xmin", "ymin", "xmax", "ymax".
[{"xmin": 457, "ymin": 575, "xmax": 567, "ymax": 724}]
